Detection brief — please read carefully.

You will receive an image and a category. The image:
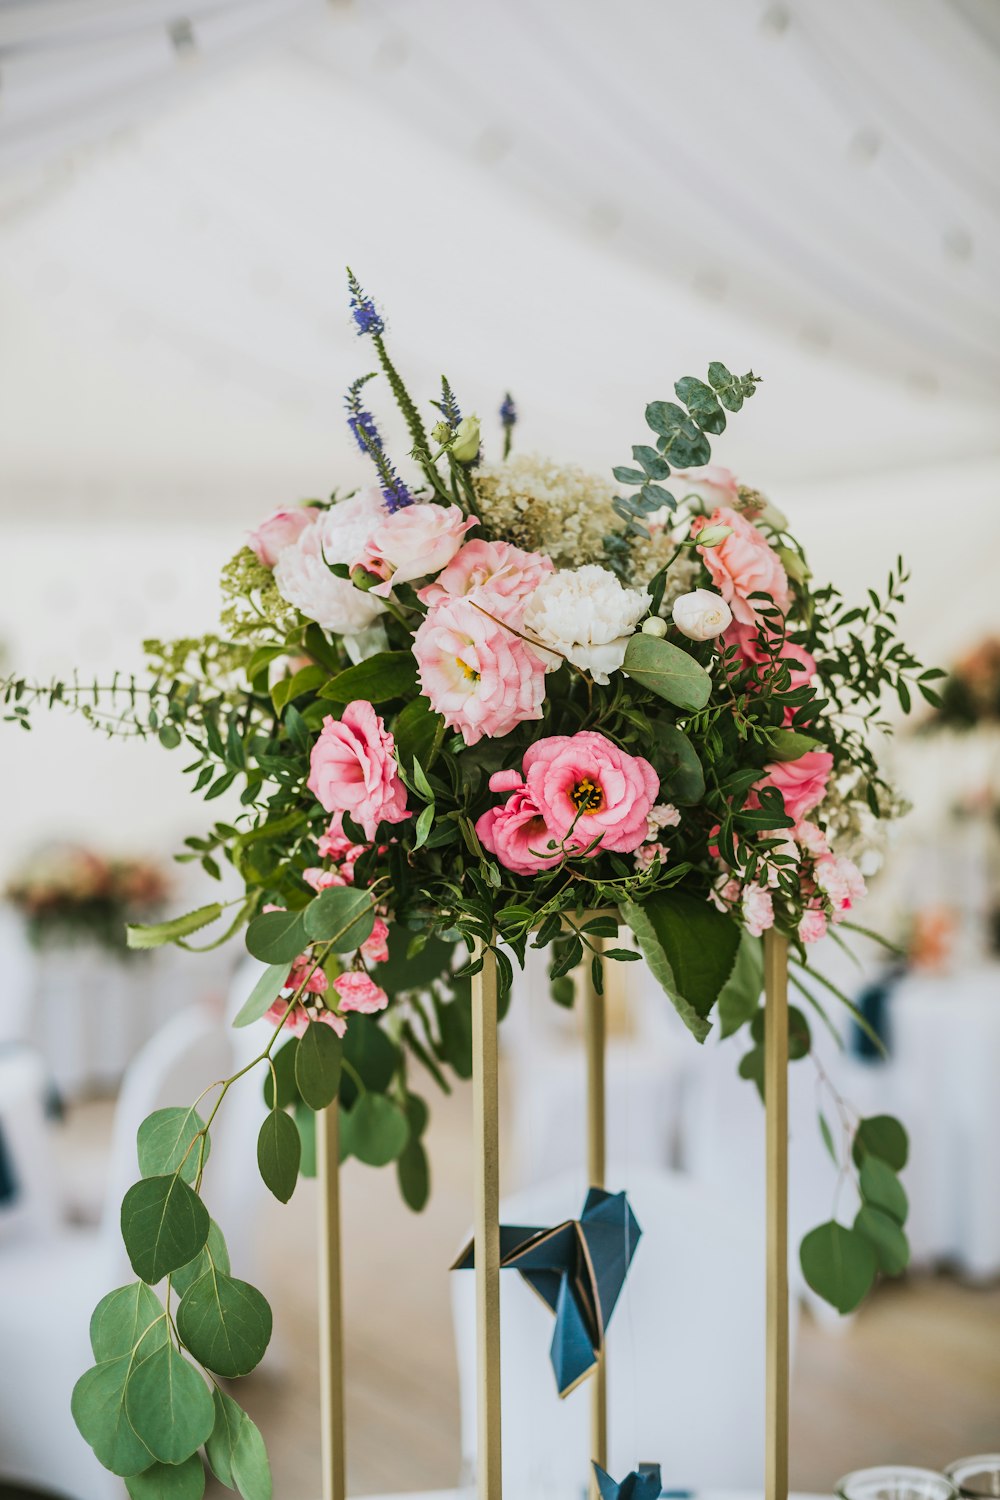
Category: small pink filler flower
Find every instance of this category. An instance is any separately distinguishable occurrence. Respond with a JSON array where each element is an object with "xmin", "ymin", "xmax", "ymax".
[
  {"xmin": 333, "ymin": 971, "xmax": 389, "ymax": 1015},
  {"xmin": 307, "ymin": 701, "xmax": 410, "ymax": 842}
]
